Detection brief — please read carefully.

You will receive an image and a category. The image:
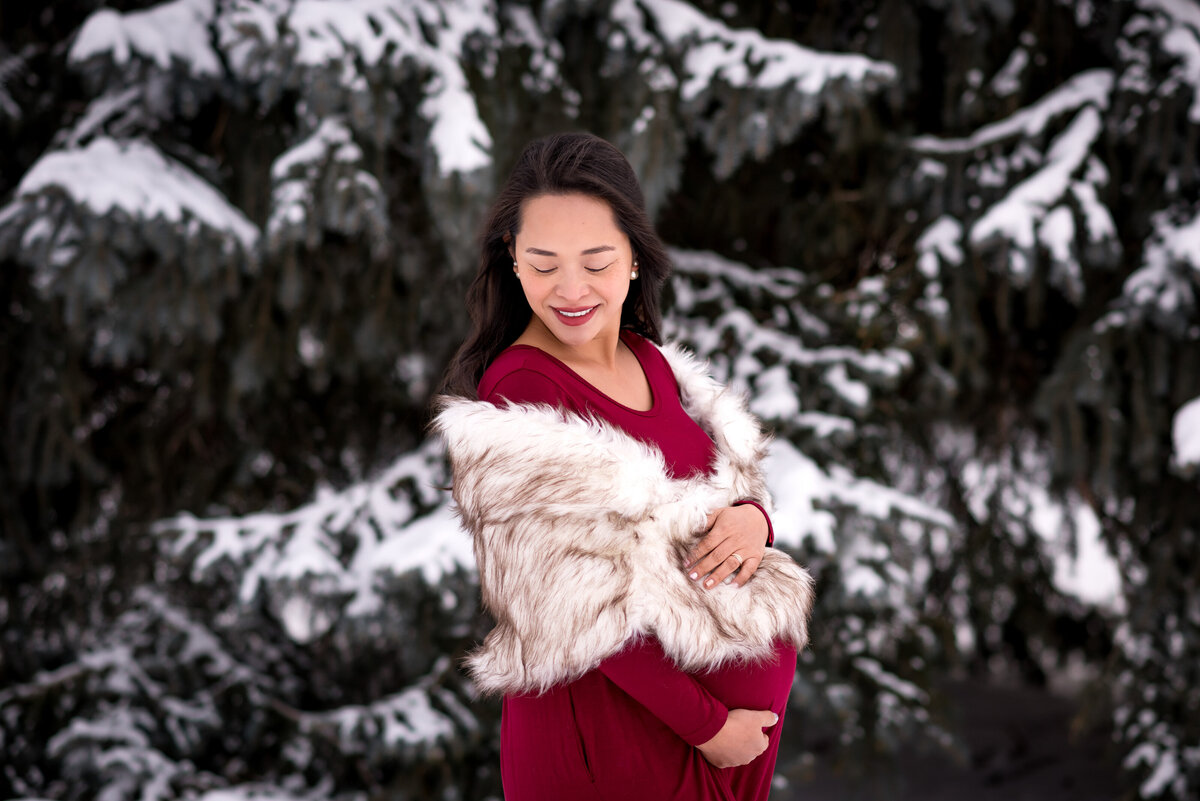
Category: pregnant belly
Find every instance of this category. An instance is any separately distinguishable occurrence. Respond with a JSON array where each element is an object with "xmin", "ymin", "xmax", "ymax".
[{"xmin": 694, "ymin": 640, "xmax": 798, "ymax": 715}]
